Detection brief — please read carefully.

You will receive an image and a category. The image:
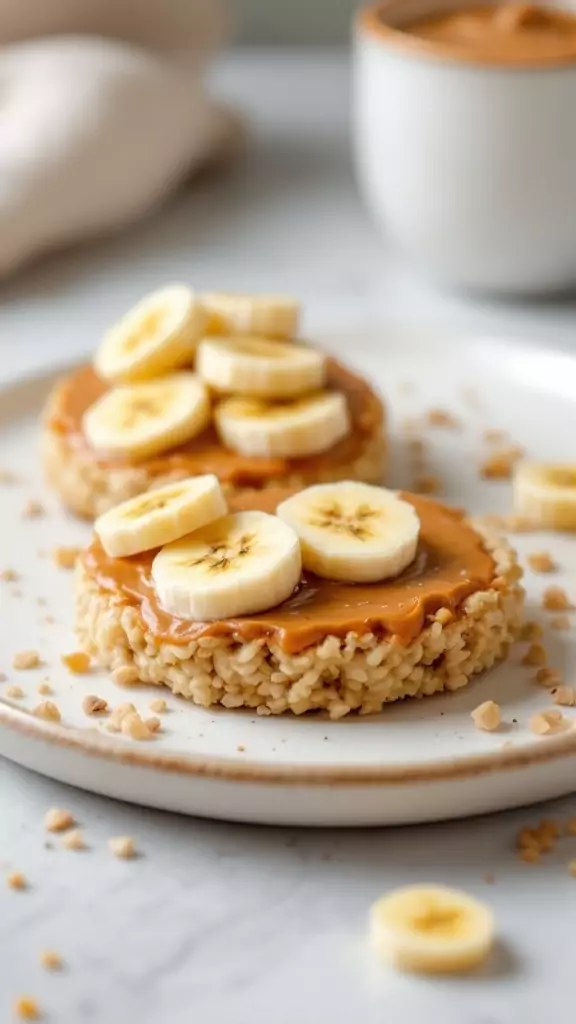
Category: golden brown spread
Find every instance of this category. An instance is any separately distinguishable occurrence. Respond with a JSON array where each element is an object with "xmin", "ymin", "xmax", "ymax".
[
  {"xmin": 405, "ymin": 3, "xmax": 576, "ymax": 64},
  {"xmin": 49, "ymin": 360, "xmax": 383, "ymax": 487},
  {"xmin": 83, "ymin": 489, "xmax": 495, "ymax": 653}
]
